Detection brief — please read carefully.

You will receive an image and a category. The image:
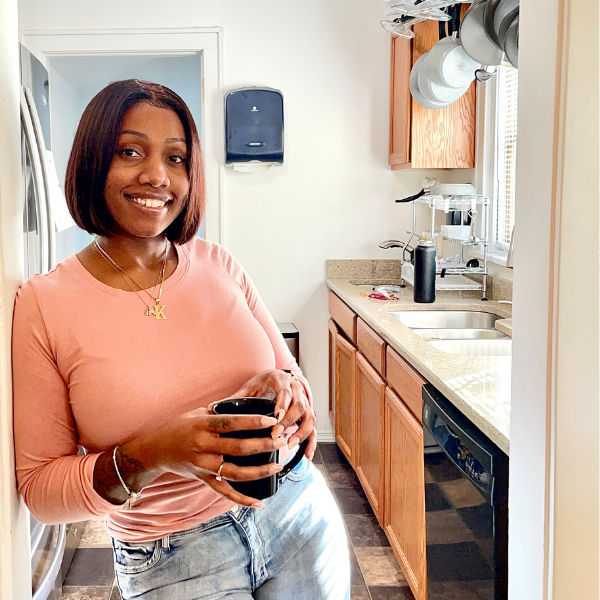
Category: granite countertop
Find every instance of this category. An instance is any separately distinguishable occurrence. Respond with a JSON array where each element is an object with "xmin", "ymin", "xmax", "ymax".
[{"xmin": 326, "ymin": 278, "xmax": 513, "ymax": 455}]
